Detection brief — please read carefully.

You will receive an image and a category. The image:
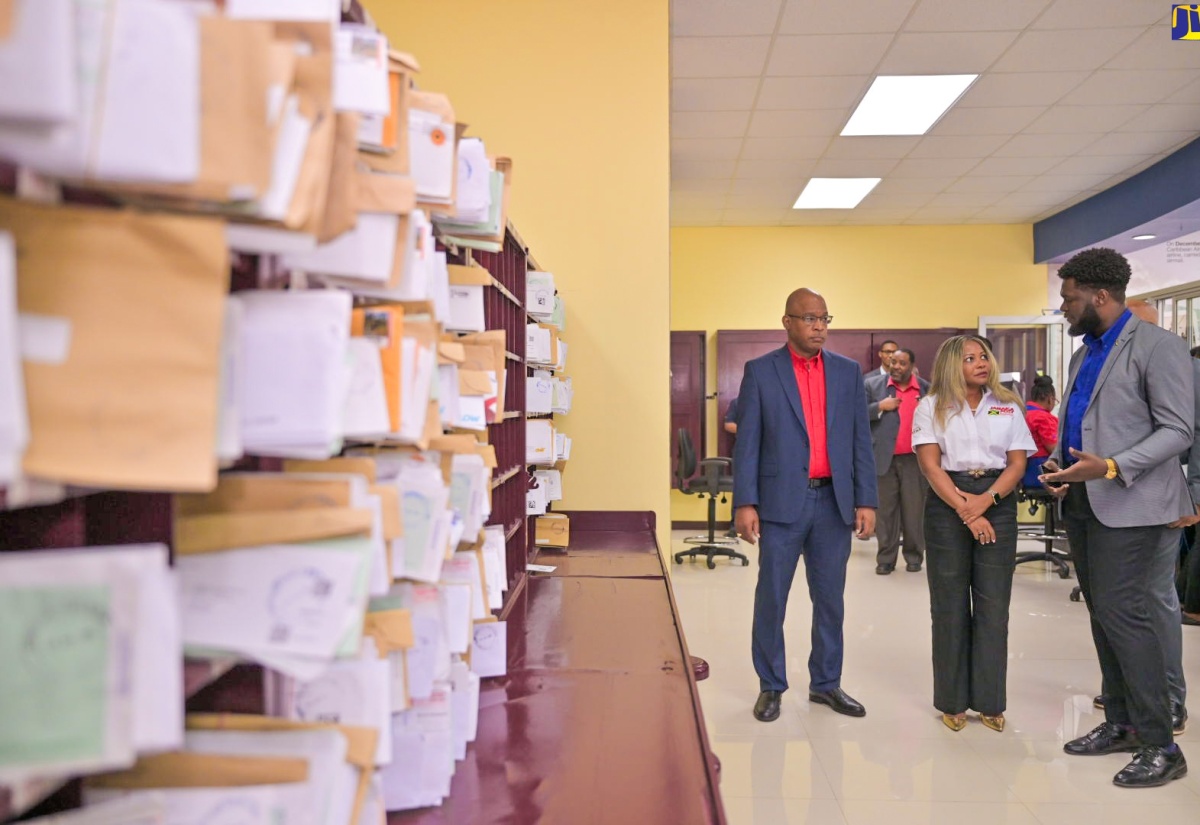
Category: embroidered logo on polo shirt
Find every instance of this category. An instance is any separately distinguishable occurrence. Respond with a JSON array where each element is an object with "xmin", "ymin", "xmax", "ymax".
[{"xmin": 986, "ymin": 406, "xmax": 1015, "ymax": 416}]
